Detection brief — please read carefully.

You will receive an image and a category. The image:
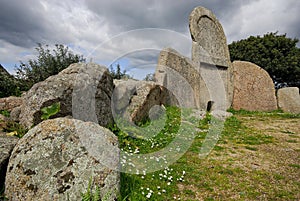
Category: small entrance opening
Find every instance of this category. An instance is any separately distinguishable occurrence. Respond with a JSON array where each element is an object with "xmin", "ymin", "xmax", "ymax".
[{"xmin": 206, "ymin": 101, "xmax": 214, "ymax": 112}]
